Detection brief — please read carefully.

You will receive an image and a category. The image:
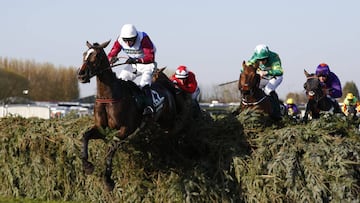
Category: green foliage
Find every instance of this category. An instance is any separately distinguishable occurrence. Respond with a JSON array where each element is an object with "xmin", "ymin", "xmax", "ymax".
[{"xmin": 0, "ymin": 110, "xmax": 359, "ymax": 202}]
